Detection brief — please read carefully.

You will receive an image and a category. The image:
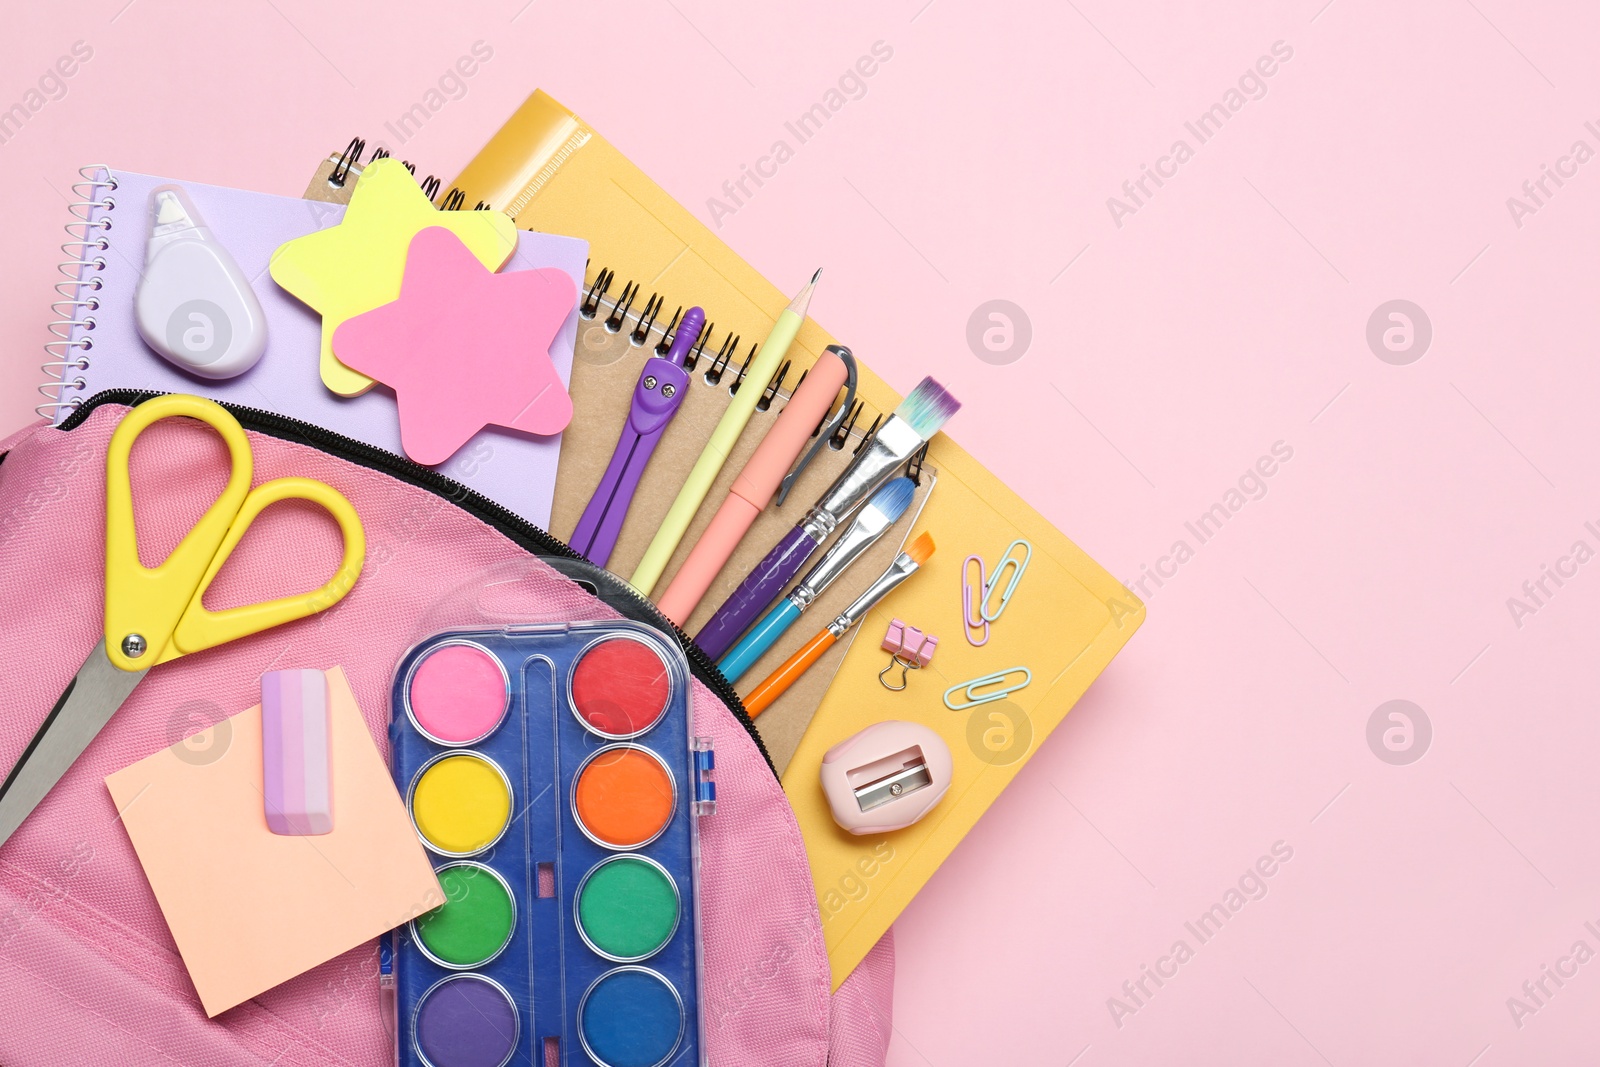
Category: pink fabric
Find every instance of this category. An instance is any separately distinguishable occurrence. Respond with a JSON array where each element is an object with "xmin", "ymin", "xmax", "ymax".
[
  {"xmin": 0, "ymin": 402, "xmax": 893, "ymax": 1066},
  {"xmin": 0, "ymin": 417, "xmax": 43, "ymax": 454},
  {"xmin": 830, "ymin": 928, "xmax": 896, "ymax": 1067}
]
